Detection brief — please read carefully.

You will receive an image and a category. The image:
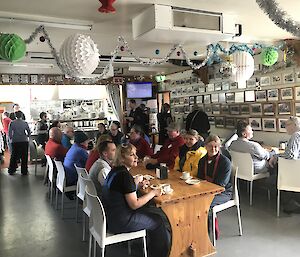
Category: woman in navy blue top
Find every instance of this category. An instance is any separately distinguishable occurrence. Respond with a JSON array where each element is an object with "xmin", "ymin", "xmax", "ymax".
[{"xmin": 102, "ymin": 144, "xmax": 170, "ymax": 257}]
